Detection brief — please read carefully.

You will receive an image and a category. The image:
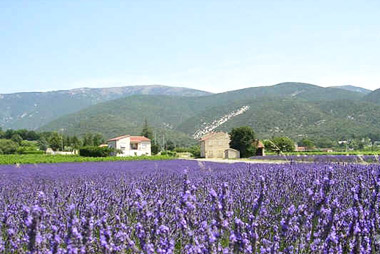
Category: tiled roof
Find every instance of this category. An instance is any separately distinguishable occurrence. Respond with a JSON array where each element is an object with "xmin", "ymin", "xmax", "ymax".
[
  {"xmin": 107, "ymin": 135, "xmax": 130, "ymax": 142},
  {"xmin": 107, "ymin": 135, "xmax": 150, "ymax": 142},
  {"xmin": 252, "ymin": 140, "xmax": 265, "ymax": 148},
  {"xmin": 256, "ymin": 141, "xmax": 265, "ymax": 148},
  {"xmin": 130, "ymin": 136, "xmax": 151, "ymax": 142}
]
